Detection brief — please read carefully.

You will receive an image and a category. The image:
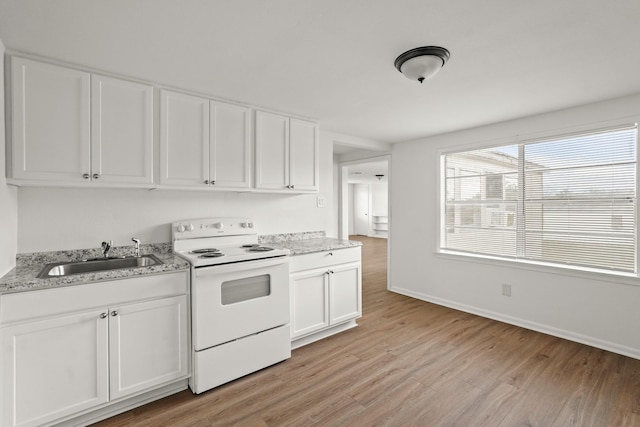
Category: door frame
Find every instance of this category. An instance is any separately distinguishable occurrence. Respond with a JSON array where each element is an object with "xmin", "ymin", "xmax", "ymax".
[{"xmin": 338, "ymin": 155, "xmax": 391, "ymax": 291}]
